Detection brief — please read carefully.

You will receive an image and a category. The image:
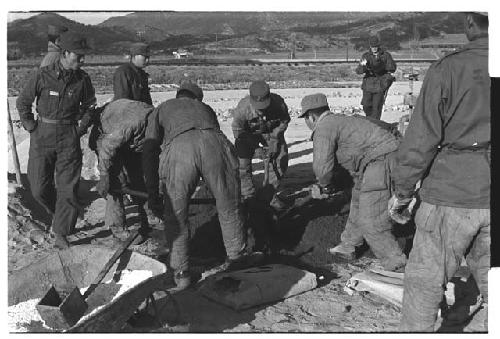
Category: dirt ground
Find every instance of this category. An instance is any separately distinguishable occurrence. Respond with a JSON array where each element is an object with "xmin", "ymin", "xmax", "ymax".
[{"xmin": 7, "ymin": 84, "xmax": 485, "ymax": 333}]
